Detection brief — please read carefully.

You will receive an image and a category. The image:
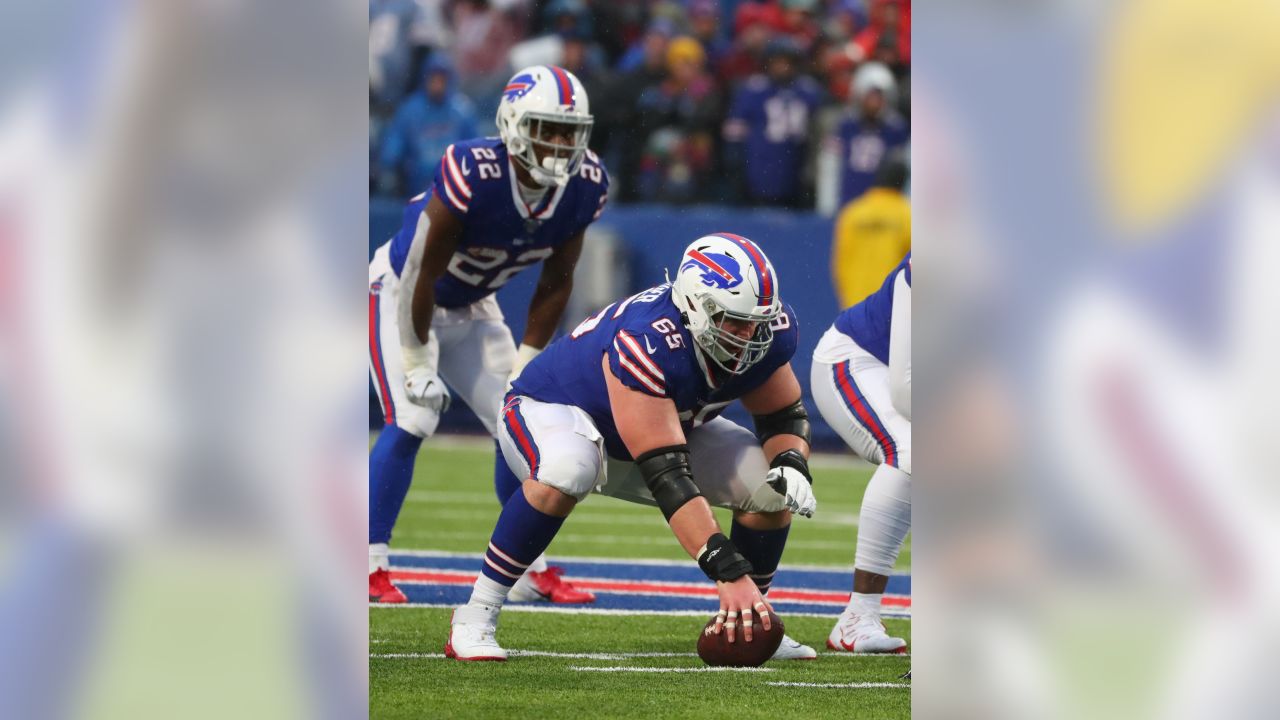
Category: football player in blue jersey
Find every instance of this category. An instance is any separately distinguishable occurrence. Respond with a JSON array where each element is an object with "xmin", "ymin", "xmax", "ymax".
[
  {"xmin": 445, "ymin": 233, "xmax": 819, "ymax": 662},
  {"xmin": 811, "ymin": 252, "xmax": 911, "ymax": 653},
  {"xmin": 369, "ymin": 65, "xmax": 608, "ymax": 605}
]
